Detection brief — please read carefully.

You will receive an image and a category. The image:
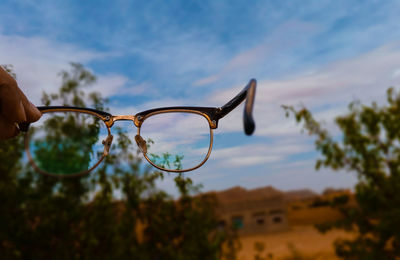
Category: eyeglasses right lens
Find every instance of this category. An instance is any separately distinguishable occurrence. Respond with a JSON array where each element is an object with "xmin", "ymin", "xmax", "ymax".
[{"xmin": 26, "ymin": 111, "xmax": 108, "ymax": 176}]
